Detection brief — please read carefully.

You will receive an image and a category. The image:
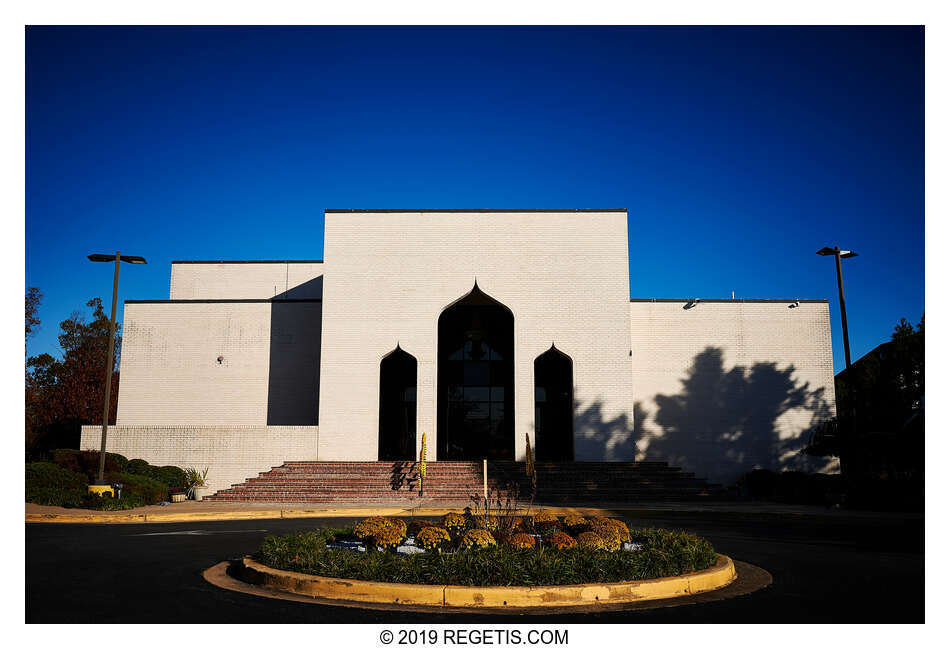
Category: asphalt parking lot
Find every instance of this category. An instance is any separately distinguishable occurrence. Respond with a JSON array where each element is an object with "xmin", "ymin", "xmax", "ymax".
[{"xmin": 25, "ymin": 510, "xmax": 924, "ymax": 623}]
